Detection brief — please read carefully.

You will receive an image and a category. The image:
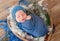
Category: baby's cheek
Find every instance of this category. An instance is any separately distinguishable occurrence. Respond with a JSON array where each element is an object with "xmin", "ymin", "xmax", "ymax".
[
  {"xmin": 16, "ymin": 17, "xmax": 23, "ymax": 22},
  {"xmin": 16, "ymin": 17, "xmax": 20, "ymax": 22}
]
